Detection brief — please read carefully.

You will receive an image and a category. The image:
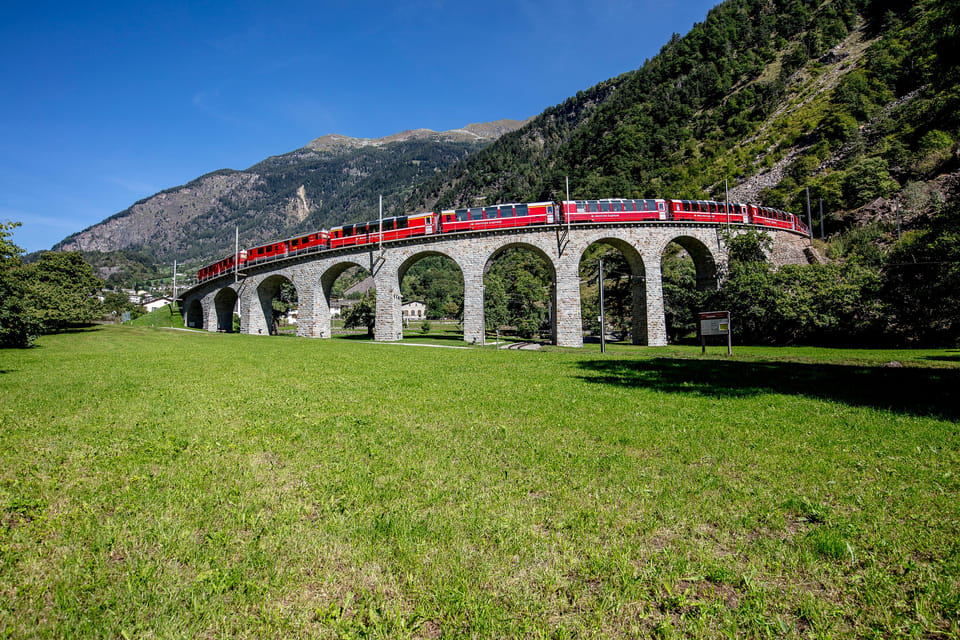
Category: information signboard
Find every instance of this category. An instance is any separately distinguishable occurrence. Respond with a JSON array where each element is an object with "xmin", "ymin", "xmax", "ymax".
[{"xmin": 698, "ymin": 310, "xmax": 732, "ymax": 355}]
